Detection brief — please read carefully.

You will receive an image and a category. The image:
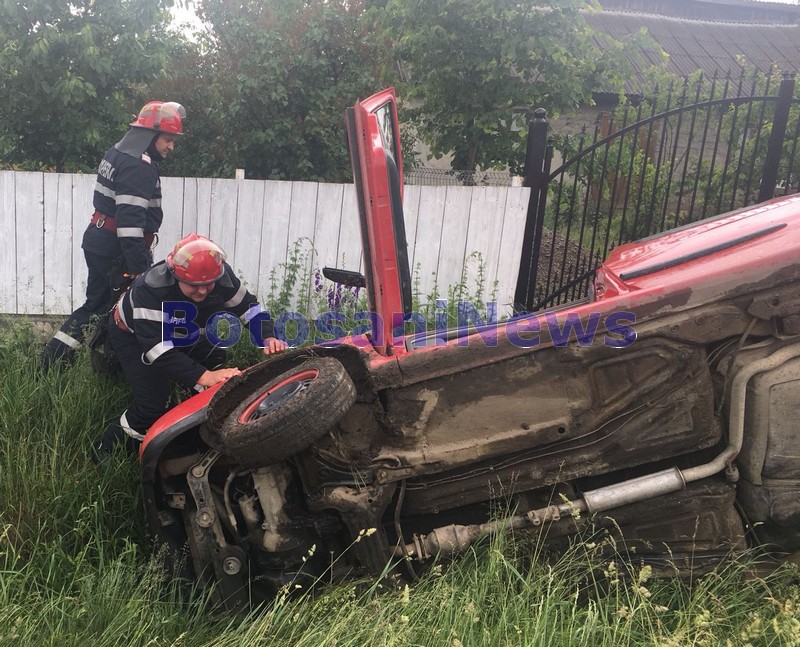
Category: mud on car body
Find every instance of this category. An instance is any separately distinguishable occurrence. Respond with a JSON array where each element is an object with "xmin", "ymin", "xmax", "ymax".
[{"xmin": 140, "ymin": 88, "xmax": 800, "ymax": 609}]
